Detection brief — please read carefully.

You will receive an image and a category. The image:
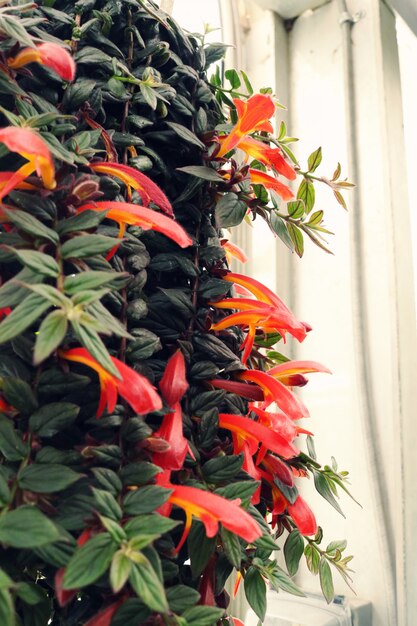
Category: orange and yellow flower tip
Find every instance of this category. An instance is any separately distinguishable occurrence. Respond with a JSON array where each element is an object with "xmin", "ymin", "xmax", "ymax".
[
  {"xmin": 237, "ymin": 370, "xmax": 309, "ymax": 420},
  {"xmin": 166, "ymin": 483, "xmax": 262, "ymax": 552},
  {"xmin": 0, "ymin": 127, "xmax": 56, "ymax": 198},
  {"xmin": 269, "ymin": 360, "xmax": 331, "ymax": 386},
  {"xmin": 77, "ymin": 200, "xmax": 192, "ymax": 249},
  {"xmin": 221, "ymin": 239, "xmax": 248, "ymax": 264},
  {"xmin": 8, "ymin": 42, "xmax": 76, "ymax": 82},
  {"xmin": 60, "ymin": 347, "xmax": 162, "ymax": 417},
  {"xmin": 90, "ymin": 162, "xmax": 173, "ymax": 216},
  {"xmin": 217, "ymin": 93, "xmax": 275, "ymax": 158},
  {"xmin": 218, "ymin": 413, "xmax": 299, "ymax": 459},
  {"xmin": 237, "ymin": 135, "xmax": 297, "ymax": 181},
  {"xmin": 249, "ymin": 168, "xmax": 294, "ymax": 201}
]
